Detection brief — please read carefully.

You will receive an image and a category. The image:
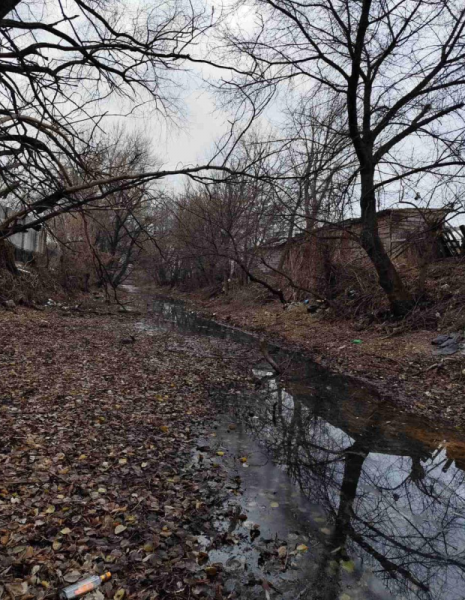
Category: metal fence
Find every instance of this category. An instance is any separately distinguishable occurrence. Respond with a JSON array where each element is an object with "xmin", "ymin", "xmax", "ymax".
[{"xmin": 0, "ymin": 205, "xmax": 46, "ymax": 260}]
